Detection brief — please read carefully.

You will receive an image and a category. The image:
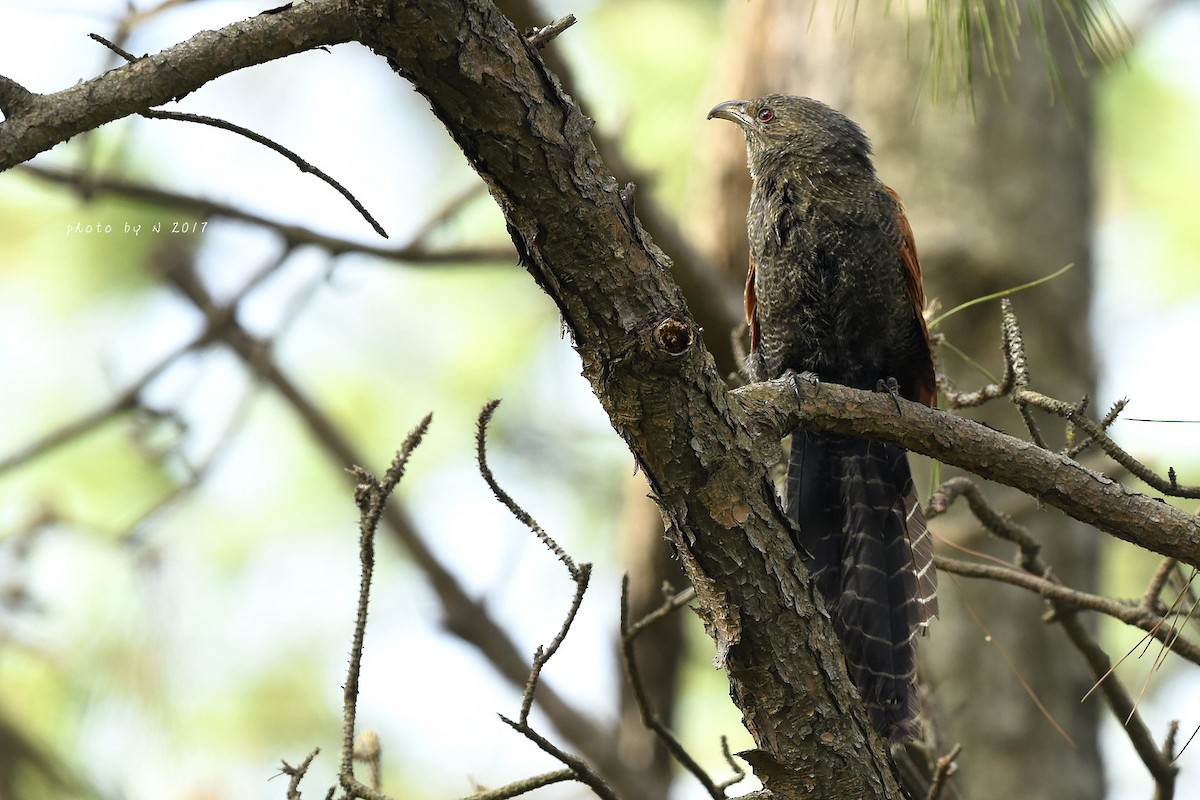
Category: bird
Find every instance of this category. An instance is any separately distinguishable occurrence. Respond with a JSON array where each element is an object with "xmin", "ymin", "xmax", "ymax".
[{"xmin": 708, "ymin": 94, "xmax": 938, "ymax": 741}]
